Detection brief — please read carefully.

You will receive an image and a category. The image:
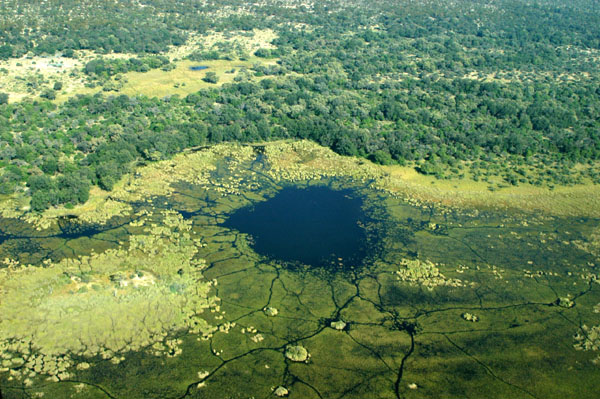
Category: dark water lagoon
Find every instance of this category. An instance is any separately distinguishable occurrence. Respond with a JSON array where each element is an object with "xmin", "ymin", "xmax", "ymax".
[
  {"xmin": 223, "ymin": 186, "xmax": 371, "ymax": 270},
  {"xmin": 1, "ymin": 143, "xmax": 599, "ymax": 399}
]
